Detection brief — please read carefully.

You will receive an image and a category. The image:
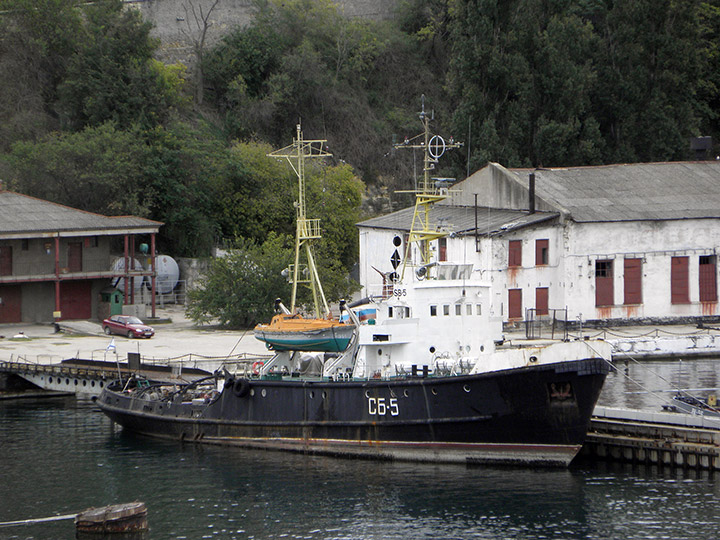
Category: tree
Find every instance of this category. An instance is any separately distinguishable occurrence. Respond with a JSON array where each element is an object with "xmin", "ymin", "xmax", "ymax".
[
  {"xmin": 57, "ymin": 0, "xmax": 187, "ymax": 130},
  {"xmin": 186, "ymin": 234, "xmax": 293, "ymax": 327},
  {"xmin": 3, "ymin": 122, "xmax": 153, "ymax": 217},
  {"xmin": 448, "ymin": 0, "xmax": 601, "ymax": 168},
  {"xmin": 181, "ymin": 0, "xmax": 221, "ymax": 105},
  {"xmin": 0, "ymin": 0, "xmax": 83, "ymax": 148}
]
